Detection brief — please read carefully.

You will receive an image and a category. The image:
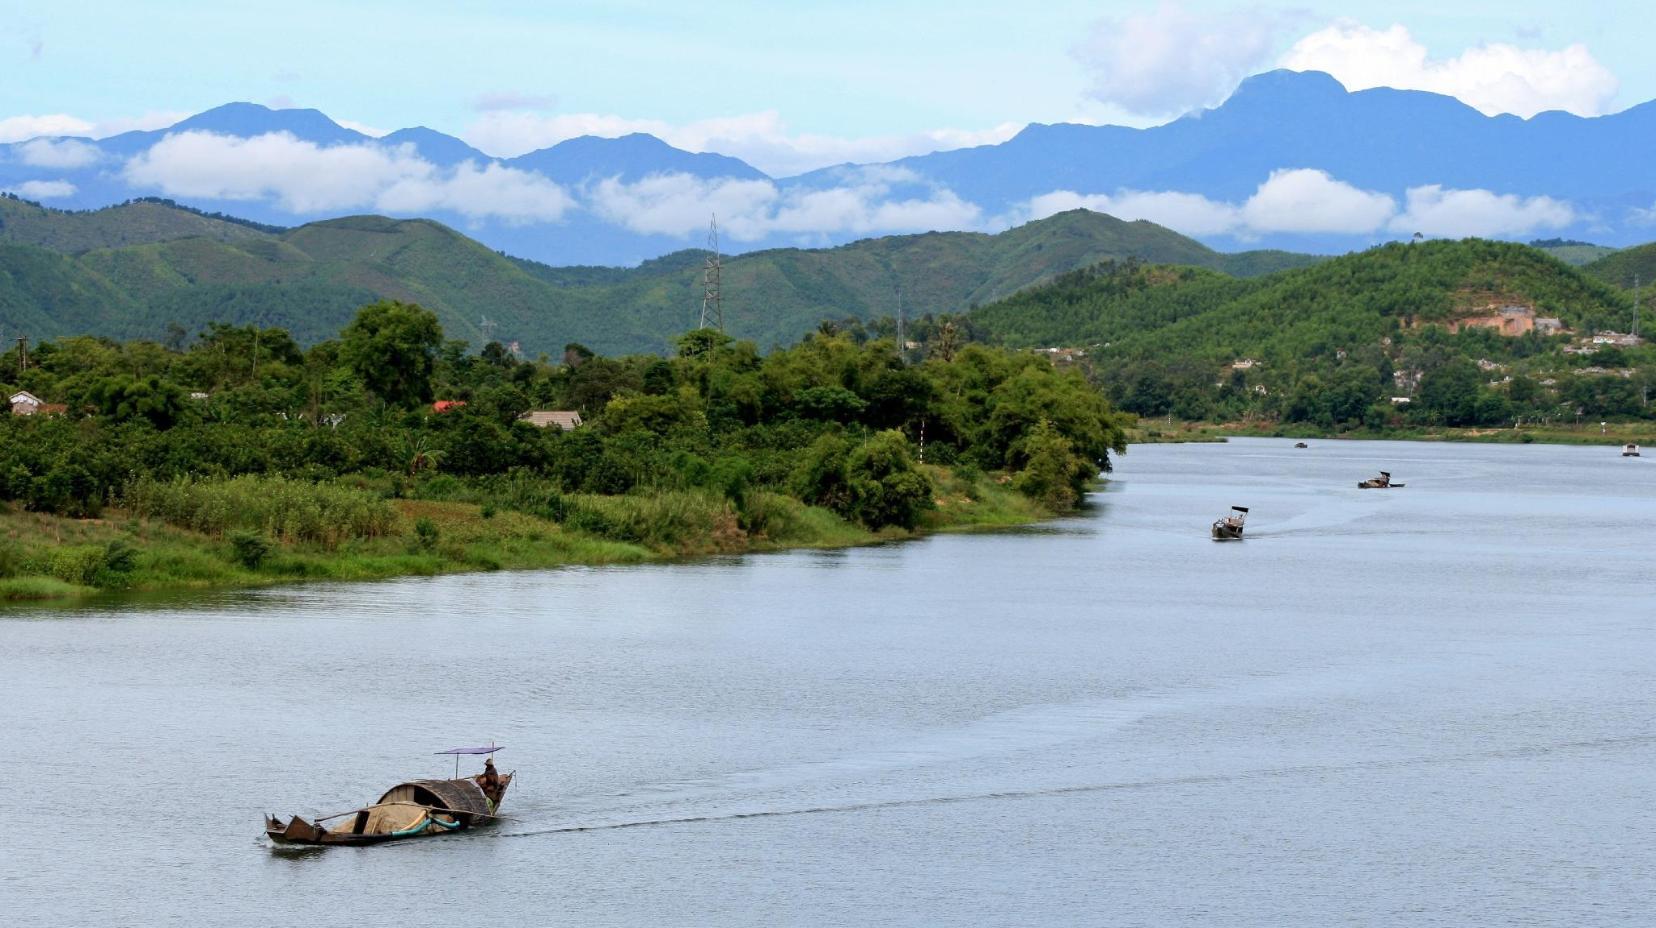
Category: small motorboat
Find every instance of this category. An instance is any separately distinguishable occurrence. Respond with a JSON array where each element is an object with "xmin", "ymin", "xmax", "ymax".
[
  {"xmin": 266, "ymin": 746, "xmax": 512, "ymax": 847},
  {"xmin": 1294, "ymin": 442, "xmax": 1309, "ymax": 449},
  {"xmin": 1211, "ymin": 505, "xmax": 1248, "ymax": 540},
  {"xmin": 1623, "ymin": 443, "xmax": 1640, "ymax": 457},
  {"xmin": 1357, "ymin": 471, "xmax": 1404, "ymax": 489}
]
